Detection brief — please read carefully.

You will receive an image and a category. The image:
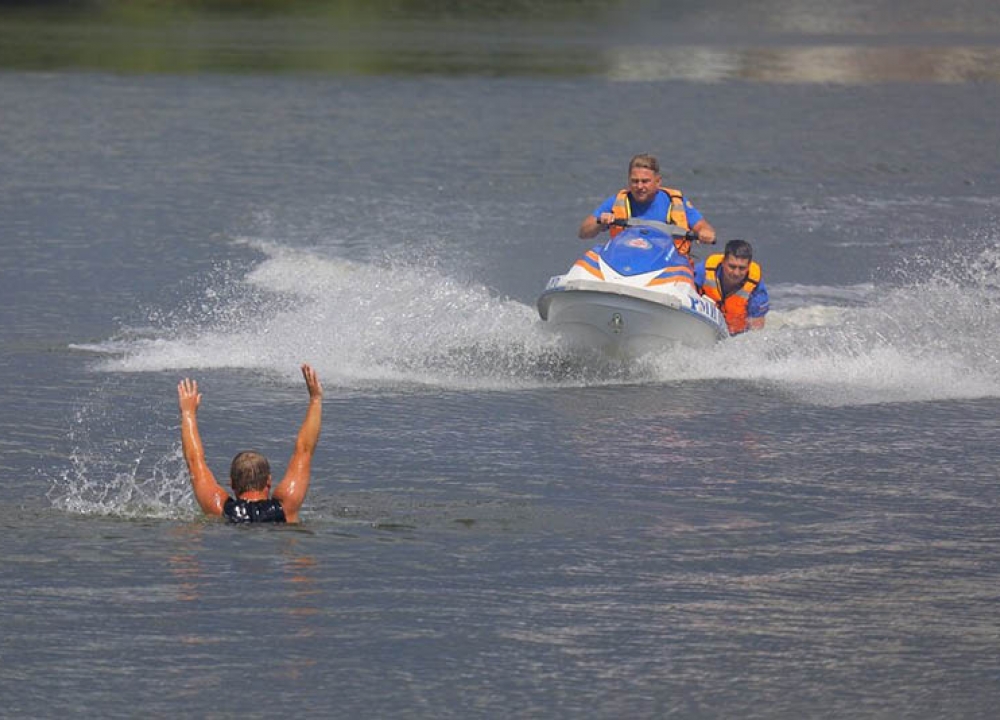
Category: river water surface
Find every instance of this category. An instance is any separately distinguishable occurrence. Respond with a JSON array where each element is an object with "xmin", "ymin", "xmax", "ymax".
[{"xmin": 1, "ymin": 2, "xmax": 999, "ymax": 718}]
